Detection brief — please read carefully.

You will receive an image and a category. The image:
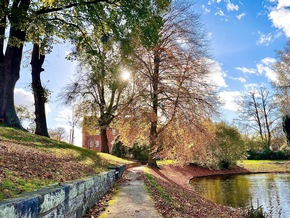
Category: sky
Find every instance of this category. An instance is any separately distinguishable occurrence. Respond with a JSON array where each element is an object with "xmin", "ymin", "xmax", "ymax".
[{"xmin": 14, "ymin": 0, "xmax": 290, "ymax": 146}]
